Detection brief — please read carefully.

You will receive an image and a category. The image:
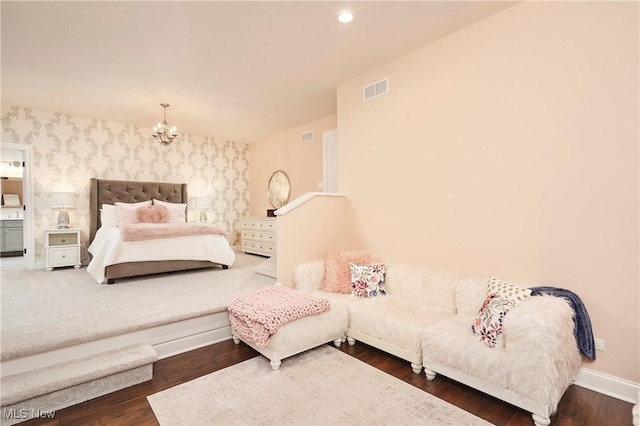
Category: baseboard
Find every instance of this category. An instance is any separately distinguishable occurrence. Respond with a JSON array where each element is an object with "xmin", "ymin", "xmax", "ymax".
[
  {"xmin": 153, "ymin": 327, "xmax": 234, "ymax": 360},
  {"xmin": 574, "ymin": 367, "xmax": 639, "ymax": 403}
]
